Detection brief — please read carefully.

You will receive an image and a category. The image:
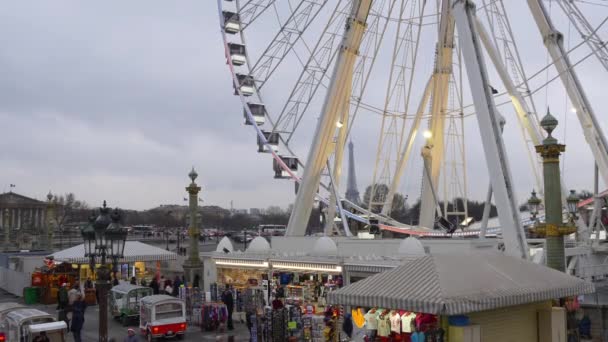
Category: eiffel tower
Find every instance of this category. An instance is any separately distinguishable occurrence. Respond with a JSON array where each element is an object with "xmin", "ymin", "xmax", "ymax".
[{"xmin": 345, "ymin": 141, "xmax": 360, "ymax": 205}]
